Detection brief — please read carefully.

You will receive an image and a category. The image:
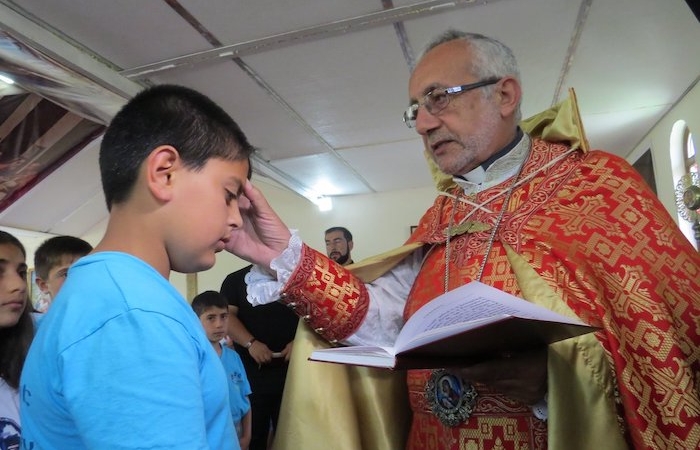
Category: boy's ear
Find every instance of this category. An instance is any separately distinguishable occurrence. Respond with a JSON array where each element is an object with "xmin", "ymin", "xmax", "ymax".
[
  {"xmin": 35, "ymin": 276, "xmax": 49, "ymax": 294},
  {"xmin": 146, "ymin": 145, "xmax": 180, "ymax": 202}
]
